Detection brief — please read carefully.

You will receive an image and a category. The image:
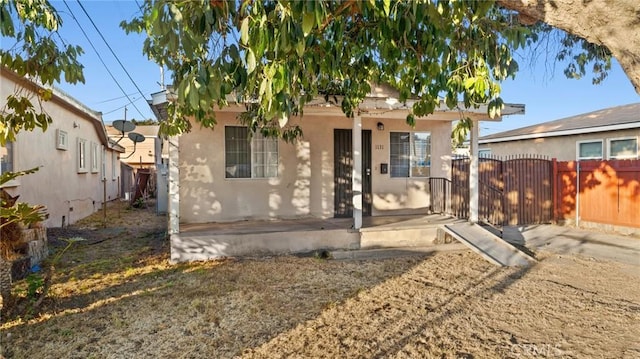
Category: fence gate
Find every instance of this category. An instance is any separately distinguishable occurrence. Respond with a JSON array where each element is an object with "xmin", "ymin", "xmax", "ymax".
[{"xmin": 444, "ymin": 155, "xmax": 553, "ymax": 227}]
